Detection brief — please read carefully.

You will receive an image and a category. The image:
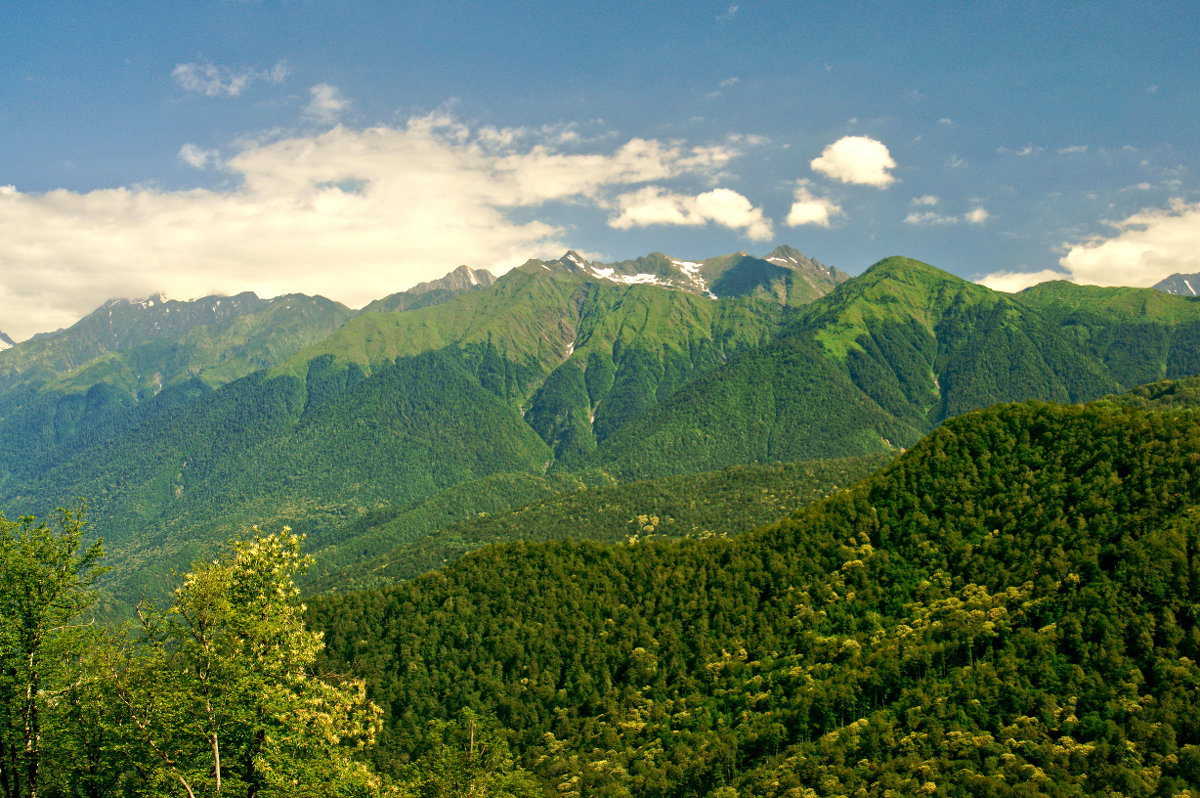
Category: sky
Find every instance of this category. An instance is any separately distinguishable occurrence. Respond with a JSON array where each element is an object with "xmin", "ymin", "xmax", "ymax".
[{"xmin": 1, "ymin": 1, "xmax": 1198, "ymax": 340}]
